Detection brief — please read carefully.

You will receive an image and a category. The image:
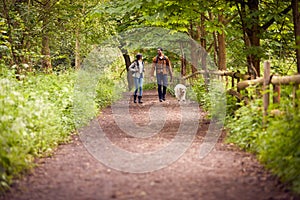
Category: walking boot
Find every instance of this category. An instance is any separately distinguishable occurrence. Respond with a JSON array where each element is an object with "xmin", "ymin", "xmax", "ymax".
[
  {"xmin": 133, "ymin": 95, "xmax": 137, "ymax": 103},
  {"xmin": 138, "ymin": 96, "xmax": 143, "ymax": 104},
  {"xmin": 158, "ymin": 84, "xmax": 163, "ymax": 102},
  {"xmin": 162, "ymin": 86, "xmax": 167, "ymax": 101}
]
